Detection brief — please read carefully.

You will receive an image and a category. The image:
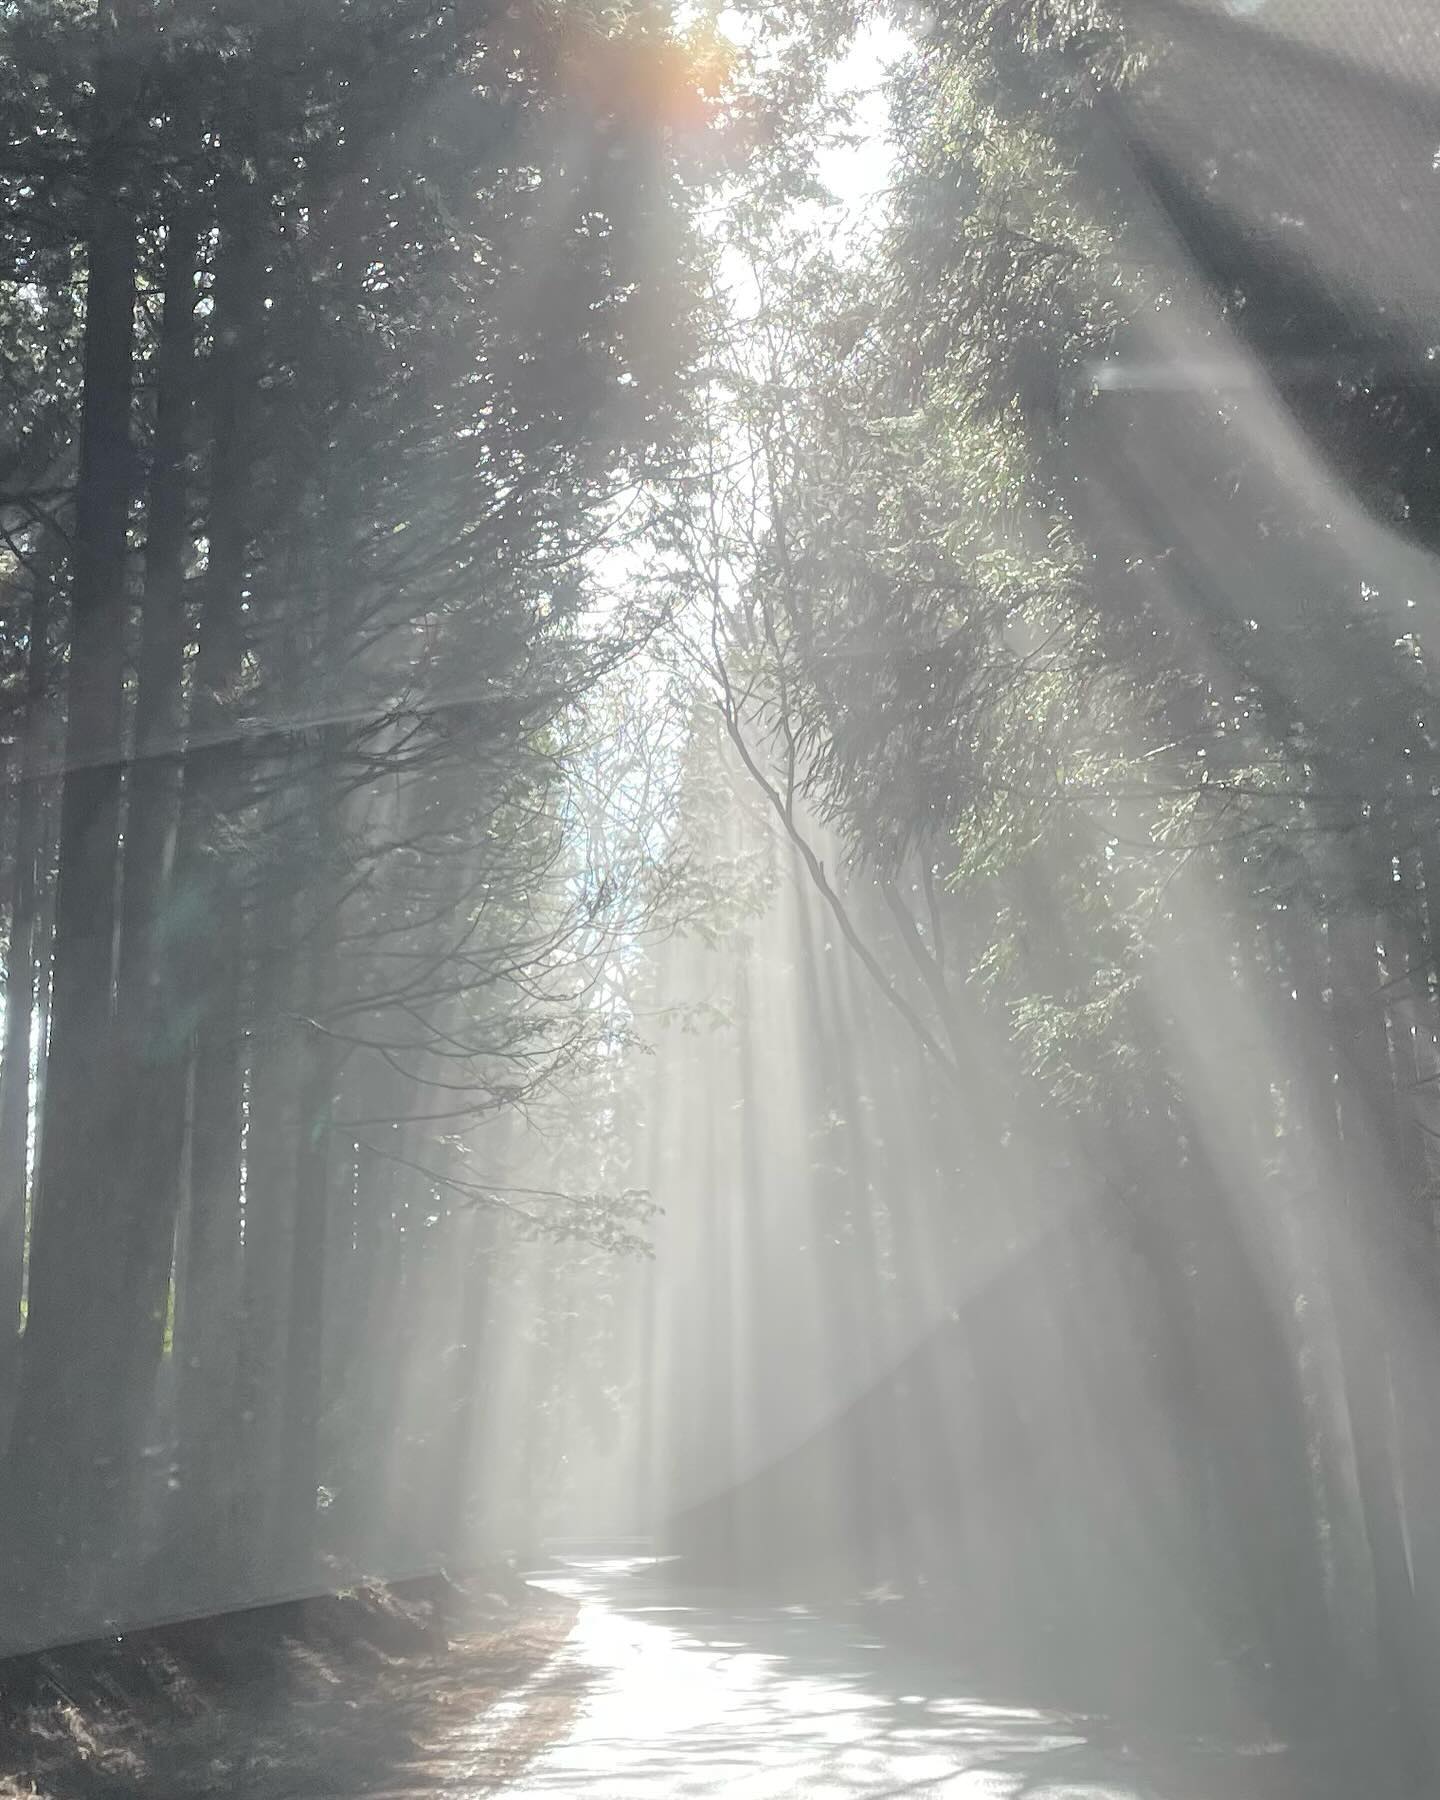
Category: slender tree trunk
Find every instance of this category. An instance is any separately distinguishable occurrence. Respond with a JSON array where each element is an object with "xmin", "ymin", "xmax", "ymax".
[
  {"xmin": 1323, "ymin": 910, "xmax": 1440, "ymax": 1783},
  {"xmin": 0, "ymin": 575, "xmax": 51, "ymax": 1348},
  {"xmin": 231, "ymin": 862, "xmax": 299, "ymax": 1588},
  {"xmin": 105, "ymin": 117, "xmax": 207, "ymax": 1571},
  {"xmin": 263, "ymin": 75, "xmax": 369, "ymax": 1588},
  {"xmin": 274, "ymin": 838, "xmax": 341, "ymax": 1584},
  {"xmin": 115, "ymin": 101, "xmax": 200, "ymax": 1034},
  {"xmin": 1380, "ymin": 870, "xmax": 1436, "ymax": 1226},
  {"xmin": 325, "ymin": 1084, "xmax": 417, "ymax": 1561},
  {"xmin": 432, "ymin": 1214, "xmax": 493, "ymax": 1570},
  {"xmin": 160, "ymin": 131, "xmax": 267, "ymax": 1594},
  {"xmin": 432, "ymin": 1109, "xmax": 511, "ymax": 1568},
  {"xmin": 168, "ymin": 924, "xmax": 245, "ymax": 1593},
  {"xmin": 6, "ymin": 0, "xmax": 143, "ymax": 1608},
  {"xmin": 27, "ymin": 800, "xmax": 56, "ymax": 1228}
]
